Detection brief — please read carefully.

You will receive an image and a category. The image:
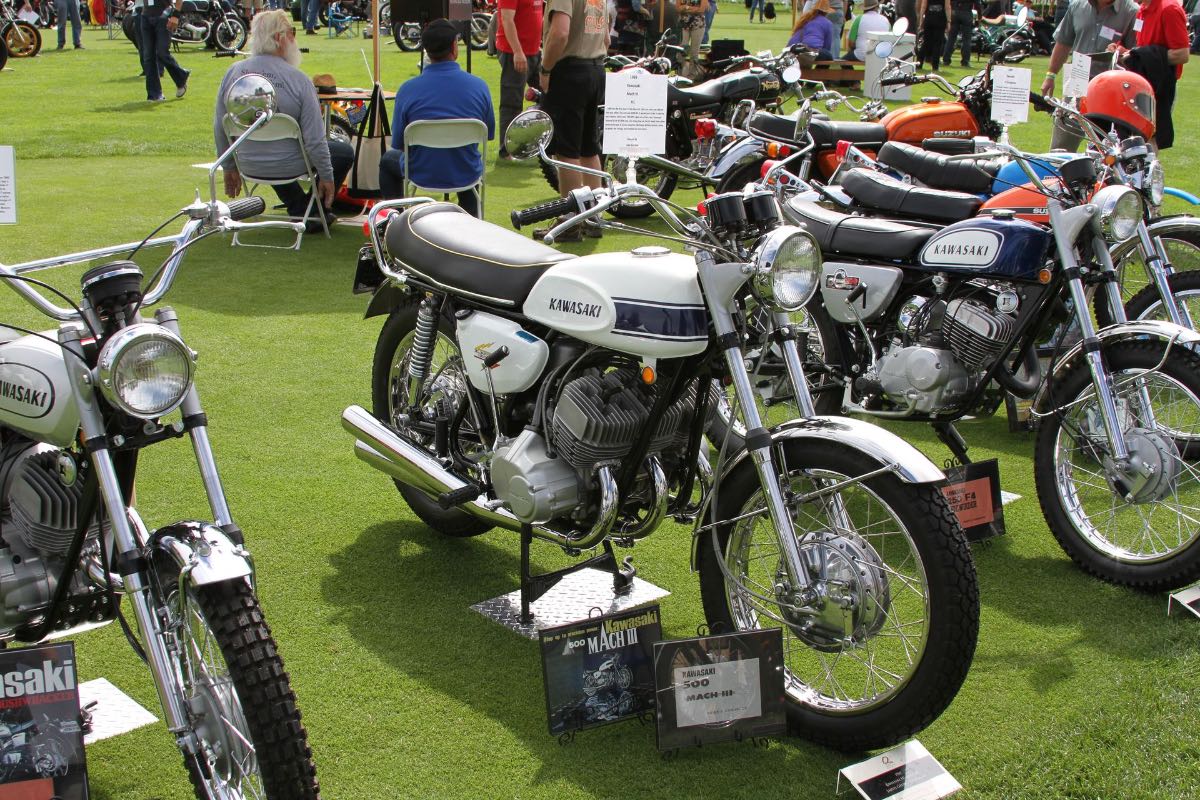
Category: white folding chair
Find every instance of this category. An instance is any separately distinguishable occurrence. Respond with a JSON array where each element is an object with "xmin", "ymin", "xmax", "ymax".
[
  {"xmin": 402, "ymin": 118, "xmax": 488, "ymax": 218},
  {"xmin": 220, "ymin": 112, "xmax": 331, "ymax": 250}
]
